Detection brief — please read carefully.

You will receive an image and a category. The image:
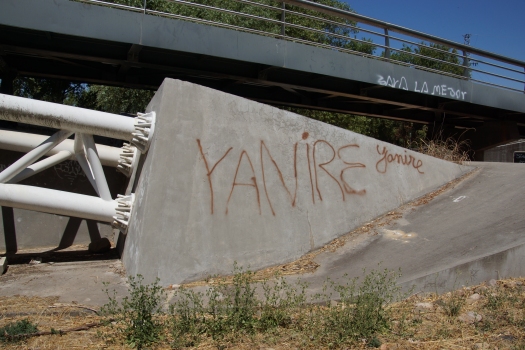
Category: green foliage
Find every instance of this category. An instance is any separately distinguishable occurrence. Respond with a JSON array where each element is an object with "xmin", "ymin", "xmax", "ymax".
[
  {"xmin": 441, "ymin": 291, "xmax": 465, "ymax": 317},
  {"xmin": 390, "ymin": 43, "xmax": 466, "ymax": 76},
  {"xmin": 12, "ymin": 77, "xmax": 154, "ymax": 115},
  {"xmin": 101, "ymin": 274, "xmax": 166, "ymax": 349},
  {"xmin": 102, "ymin": 0, "xmax": 374, "ymax": 54},
  {"xmin": 13, "ymin": 77, "xmax": 85, "ymax": 104},
  {"xmin": 83, "ymin": 85, "xmax": 155, "ymax": 114},
  {"xmin": 0, "ymin": 319, "xmax": 38, "ymax": 343},
  {"xmin": 168, "ymin": 264, "xmax": 401, "ymax": 348},
  {"xmin": 309, "ymin": 269, "xmax": 401, "ymax": 346},
  {"xmin": 287, "ymin": 107, "xmax": 427, "ymax": 147},
  {"xmin": 258, "ymin": 276, "xmax": 307, "ymax": 331}
]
